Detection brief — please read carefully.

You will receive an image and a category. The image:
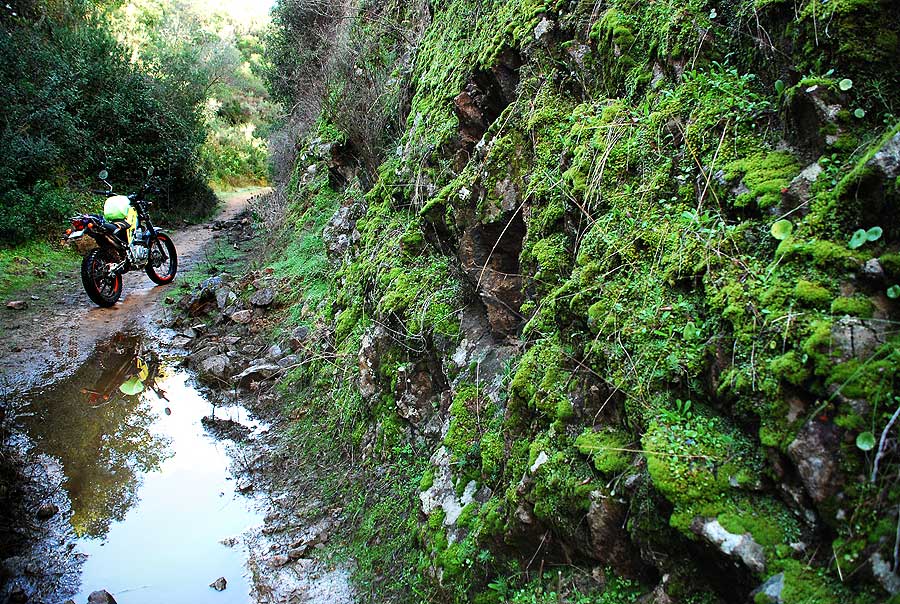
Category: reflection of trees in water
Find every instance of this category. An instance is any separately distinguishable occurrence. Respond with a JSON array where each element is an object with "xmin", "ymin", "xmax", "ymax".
[{"xmin": 21, "ymin": 335, "xmax": 172, "ymax": 539}]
